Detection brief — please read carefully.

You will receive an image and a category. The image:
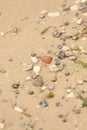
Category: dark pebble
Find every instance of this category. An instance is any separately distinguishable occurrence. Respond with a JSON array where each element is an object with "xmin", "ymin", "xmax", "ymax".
[
  {"xmin": 39, "ymin": 100, "xmax": 48, "ymax": 107},
  {"xmin": 28, "ymin": 90, "xmax": 34, "ymax": 95},
  {"xmin": 12, "ymin": 83, "xmax": 20, "ymax": 89},
  {"xmin": 57, "ymin": 51, "xmax": 65, "ymax": 59}
]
